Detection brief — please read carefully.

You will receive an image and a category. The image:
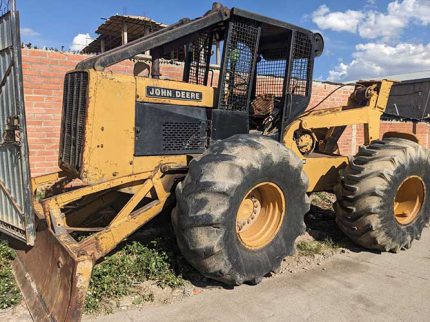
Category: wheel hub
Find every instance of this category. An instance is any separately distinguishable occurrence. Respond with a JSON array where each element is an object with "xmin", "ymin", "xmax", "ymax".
[
  {"xmin": 394, "ymin": 176, "xmax": 425, "ymax": 225},
  {"xmin": 236, "ymin": 195, "xmax": 262, "ymax": 232},
  {"xmin": 236, "ymin": 182, "xmax": 285, "ymax": 249}
]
